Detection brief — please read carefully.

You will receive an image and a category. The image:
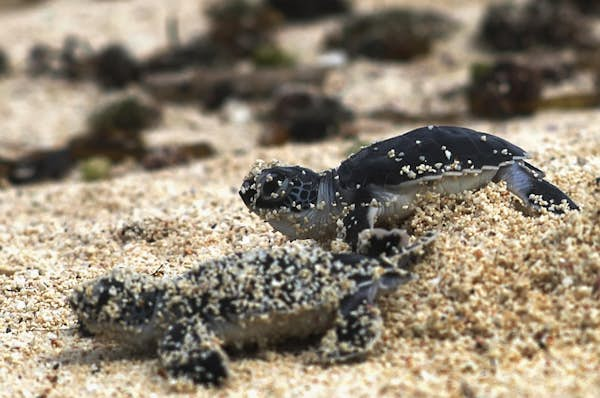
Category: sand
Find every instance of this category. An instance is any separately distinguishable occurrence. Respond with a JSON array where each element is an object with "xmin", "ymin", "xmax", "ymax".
[{"xmin": 0, "ymin": 0, "xmax": 599, "ymax": 397}]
